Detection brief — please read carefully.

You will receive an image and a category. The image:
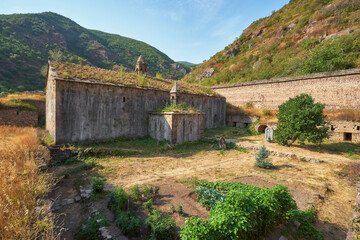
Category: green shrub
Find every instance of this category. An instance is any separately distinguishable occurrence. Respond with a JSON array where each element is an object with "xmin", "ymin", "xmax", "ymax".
[
  {"xmin": 263, "ymin": 109, "xmax": 271, "ymax": 116},
  {"xmin": 196, "ymin": 187, "xmax": 226, "ymax": 210},
  {"xmin": 169, "ymin": 204, "xmax": 175, "ymax": 213},
  {"xmin": 129, "ymin": 184, "xmax": 142, "ymax": 201},
  {"xmin": 115, "ymin": 211, "xmax": 143, "ymax": 235},
  {"xmin": 284, "ymin": 208, "xmax": 323, "ymax": 240},
  {"xmin": 248, "ymin": 120, "xmax": 261, "ymax": 136},
  {"xmin": 109, "ymin": 186, "xmax": 129, "ymax": 212},
  {"xmin": 255, "ymin": 145, "xmax": 273, "ymax": 169},
  {"xmin": 177, "ymin": 204, "xmax": 185, "ymax": 215},
  {"xmin": 143, "ymin": 199, "xmax": 155, "ymax": 213},
  {"xmin": 146, "ymin": 210, "xmax": 176, "ymax": 240},
  {"xmin": 181, "ymin": 183, "xmax": 296, "ymax": 240},
  {"xmin": 75, "ymin": 213, "xmax": 110, "ymax": 240},
  {"xmin": 142, "ymin": 185, "xmax": 152, "ymax": 200},
  {"xmin": 91, "ymin": 177, "xmax": 106, "ymax": 193},
  {"xmin": 244, "ymin": 102, "xmax": 253, "ymax": 108}
]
